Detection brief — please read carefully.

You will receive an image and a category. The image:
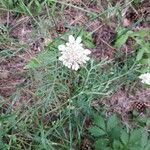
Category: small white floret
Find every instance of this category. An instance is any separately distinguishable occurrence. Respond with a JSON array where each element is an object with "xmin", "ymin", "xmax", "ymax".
[
  {"xmin": 139, "ymin": 73, "xmax": 150, "ymax": 85},
  {"xmin": 58, "ymin": 35, "xmax": 91, "ymax": 70}
]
